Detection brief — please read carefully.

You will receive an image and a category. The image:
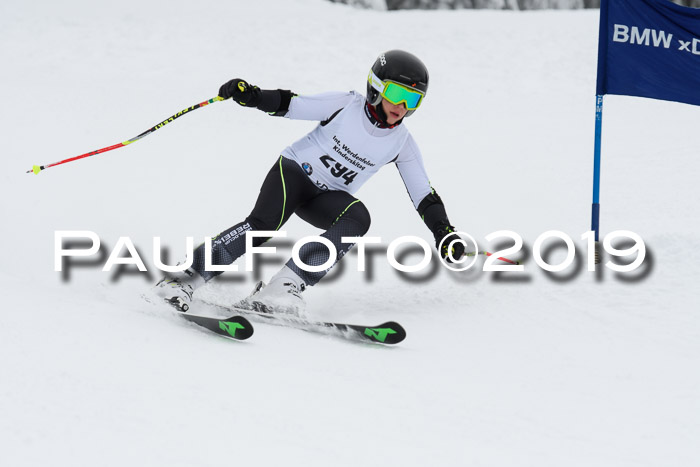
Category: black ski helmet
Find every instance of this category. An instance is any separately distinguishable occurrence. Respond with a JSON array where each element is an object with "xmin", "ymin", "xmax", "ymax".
[{"xmin": 366, "ymin": 50, "xmax": 429, "ymax": 118}]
